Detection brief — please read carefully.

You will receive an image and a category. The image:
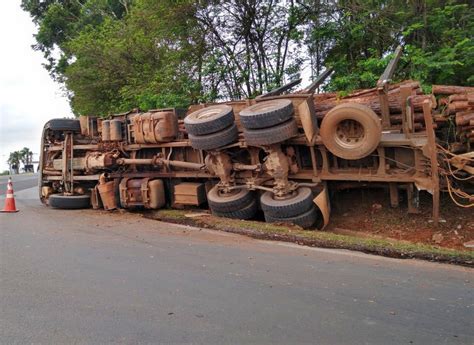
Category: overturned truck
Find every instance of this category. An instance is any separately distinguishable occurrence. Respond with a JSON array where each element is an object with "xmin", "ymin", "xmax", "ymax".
[{"xmin": 39, "ymin": 48, "xmax": 473, "ymax": 229}]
